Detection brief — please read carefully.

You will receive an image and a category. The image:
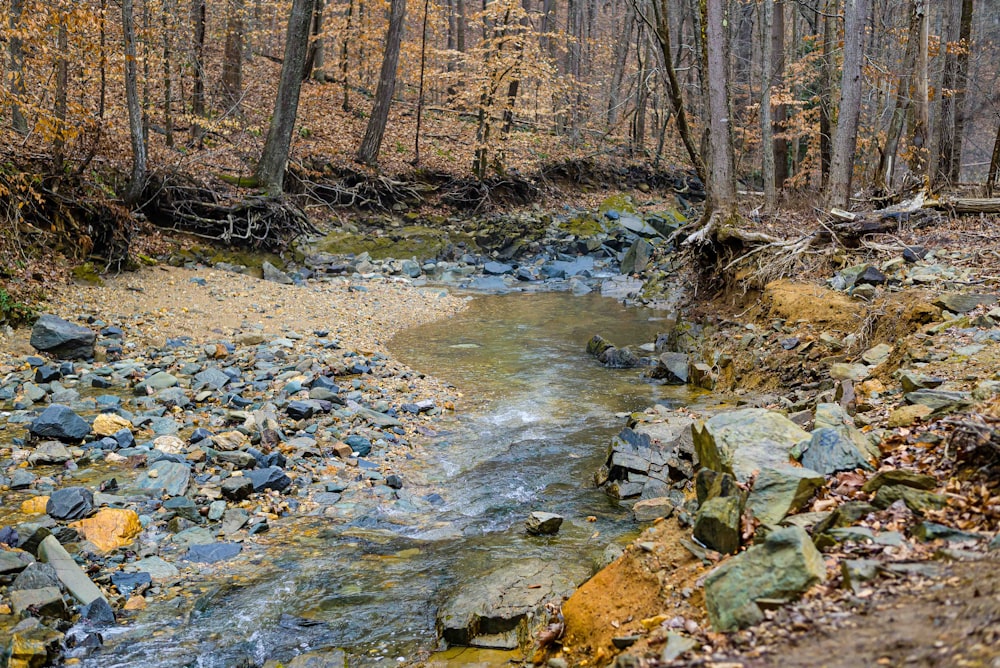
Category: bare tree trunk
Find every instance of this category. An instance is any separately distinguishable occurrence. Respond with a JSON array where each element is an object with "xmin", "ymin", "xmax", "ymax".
[
  {"xmin": 191, "ymin": 0, "xmax": 207, "ymax": 142},
  {"xmin": 304, "ymin": 0, "xmax": 325, "ymax": 80},
  {"xmin": 772, "ymin": 0, "xmax": 787, "ymax": 189},
  {"xmin": 355, "ymin": 0, "xmax": 407, "ymax": 166},
  {"xmin": 607, "ymin": 1, "xmax": 633, "ymax": 128},
  {"xmin": 414, "ymin": 0, "xmax": 430, "ymax": 165},
  {"xmin": 54, "ymin": 7, "xmax": 69, "ymax": 173},
  {"xmin": 632, "ymin": 31, "xmax": 649, "ymax": 157},
  {"xmin": 935, "ymin": 0, "xmax": 958, "ymax": 187},
  {"xmin": 819, "ymin": 0, "xmax": 835, "ymax": 186},
  {"xmin": 704, "ymin": 0, "xmax": 736, "ymax": 215},
  {"xmin": 222, "ymin": 0, "xmax": 245, "ymax": 112},
  {"xmin": 123, "ymin": 0, "xmax": 148, "ymax": 205},
  {"xmin": 254, "ymin": 0, "xmax": 316, "ymax": 193},
  {"xmin": 987, "ymin": 116, "xmax": 1000, "ymax": 198},
  {"xmin": 827, "ymin": 0, "xmax": 870, "ymax": 209},
  {"xmin": 341, "ymin": 0, "xmax": 354, "ymax": 110},
  {"xmin": 876, "ymin": 1, "xmax": 921, "ymax": 192},
  {"xmin": 950, "ymin": 0, "xmax": 972, "ymax": 183},
  {"xmin": 761, "ymin": 0, "xmax": 776, "ymax": 210},
  {"xmin": 910, "ymin": 0, "xmax": 929, "ymax": 179},
  {"xmin": 162, "ymin": 0, "xmax": 175, "ymax": 146},
  {"xmin": 7, "ymin": 0, "xmax": 28, "ymax": 134}
]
